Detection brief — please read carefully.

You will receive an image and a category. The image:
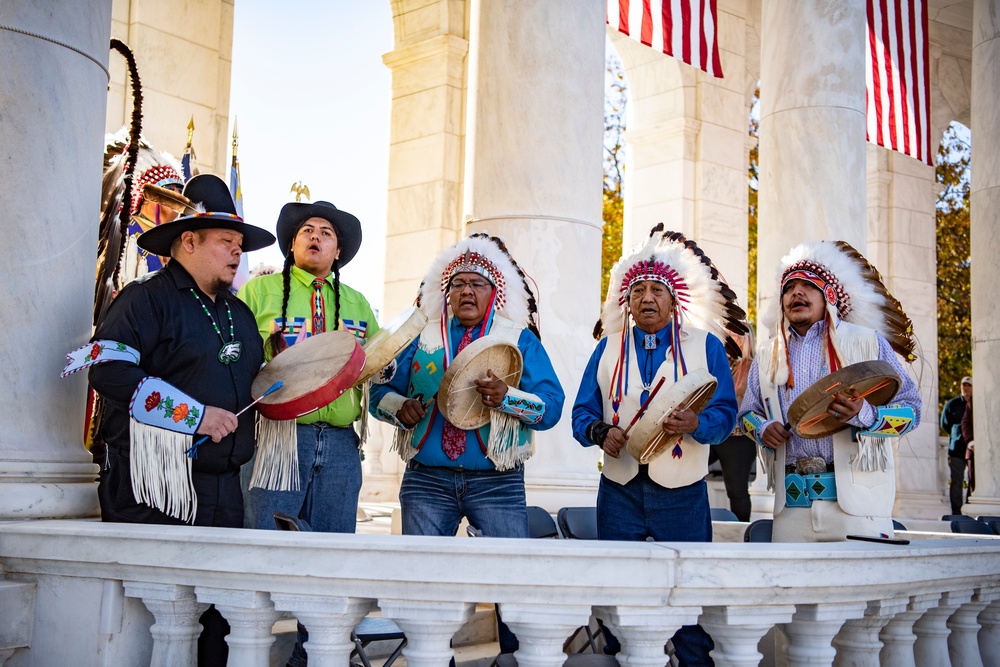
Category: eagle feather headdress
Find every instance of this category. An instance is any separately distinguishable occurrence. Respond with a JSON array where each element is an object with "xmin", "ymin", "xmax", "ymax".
[
  {"xmin": 597, "ymin": 224, "xmax": 751, "ymax": 361},
  {"xmin": 416, "ymin": 232, "xmax": 538, "ymax": 348},
  {"xmin": 763, "ymin": 239, "xmax": 917, "ymax": 388}
]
